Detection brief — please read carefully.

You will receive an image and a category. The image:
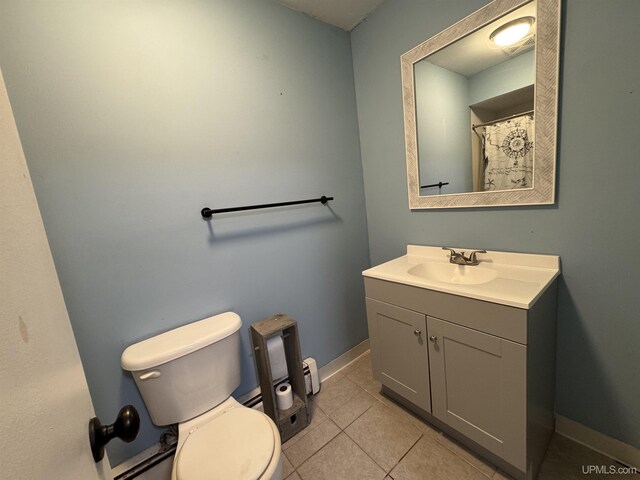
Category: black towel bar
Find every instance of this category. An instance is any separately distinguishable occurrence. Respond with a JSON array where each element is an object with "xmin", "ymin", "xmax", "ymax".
[
  {"xmin": 201, "ymin": 195, "xmax": 333, "ymax": 219},
  {"xmin": 420, "ymin": 182, "xmax": 449, "ymax": 189}
]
